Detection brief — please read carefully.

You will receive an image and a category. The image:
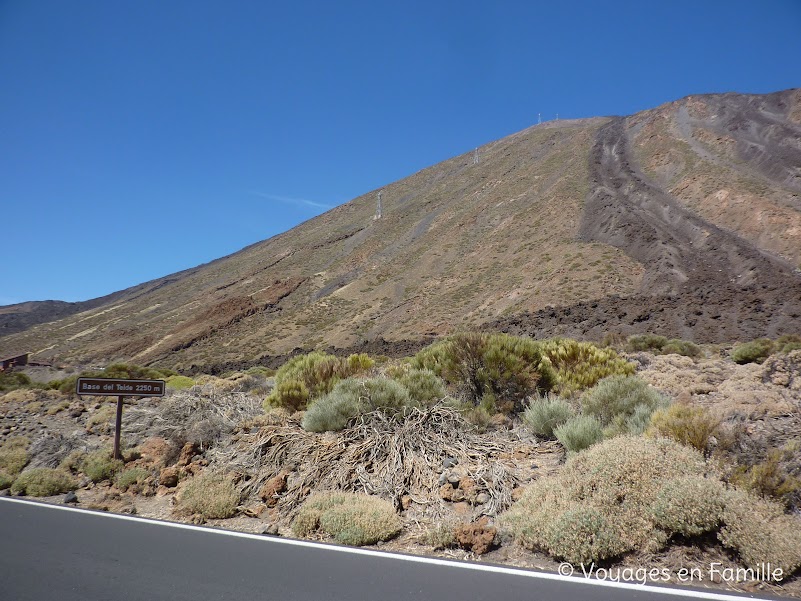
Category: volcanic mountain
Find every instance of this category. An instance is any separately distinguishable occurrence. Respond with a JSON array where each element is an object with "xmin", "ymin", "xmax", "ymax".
[{"xmin": 3, "ymin": 89, "xmax": 801, "ymax": 371}]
